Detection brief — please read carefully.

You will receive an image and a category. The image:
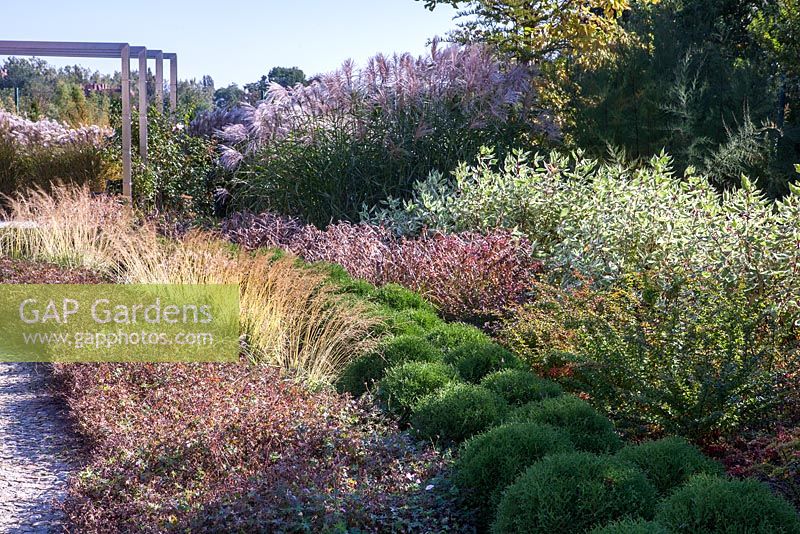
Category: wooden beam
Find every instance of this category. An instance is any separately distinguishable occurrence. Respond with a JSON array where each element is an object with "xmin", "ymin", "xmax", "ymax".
[
  {"xmin": 138, "ymin": 48, "xmax": 148, "ymax": 164},
  {"xmin": 0, "ymin": 40, "xmax": 127, "ymax": 58},
  {"xmin": 168, "ymin": 54, "xmax": 178, "ymax": 117},
  {"xmin": 154, "ymin": 51, "xmax": 164, "ymax": 113},
  {"xmin": 121, "ymin": 44, "xmax": 132, "ymax": 200}
]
